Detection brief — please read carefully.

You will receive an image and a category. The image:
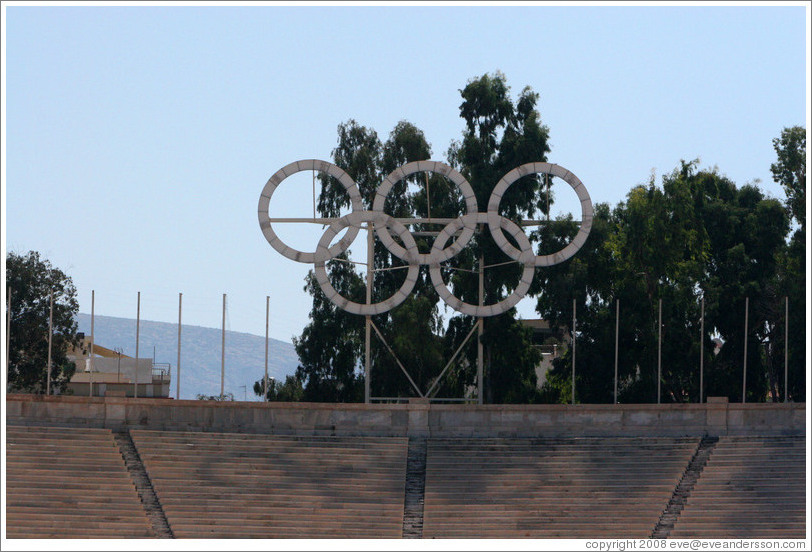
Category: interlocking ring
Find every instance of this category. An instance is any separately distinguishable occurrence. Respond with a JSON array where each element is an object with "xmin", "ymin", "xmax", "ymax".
[
  {"xmin": 372, "ymin": 161, "xmax": 479, "ymax": 264},
  {"xmin": 258, "ymin": 159, "xmax": 363, "ymax": 263},
  {"xmin": 259, "ymin": 159, "xmax": 593, "ymax": 317},
  {"xmin": 487, "ymin": 162, "xmax": 594, "ymax": 267},
  {"xmin": 314, "ymin": 211, "xmax": 420, "ymax": 316},
  {"xmin": 429, "ymin": 213, "xmax": 536, "ymax": 317}
]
